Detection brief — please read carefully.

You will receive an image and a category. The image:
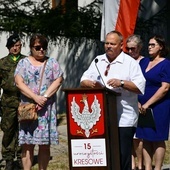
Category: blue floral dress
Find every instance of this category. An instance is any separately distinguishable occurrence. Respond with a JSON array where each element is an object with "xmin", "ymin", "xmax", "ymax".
[{"xmin": 14, "ymin": 57, "xmax": 63, "ymax": 145}]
